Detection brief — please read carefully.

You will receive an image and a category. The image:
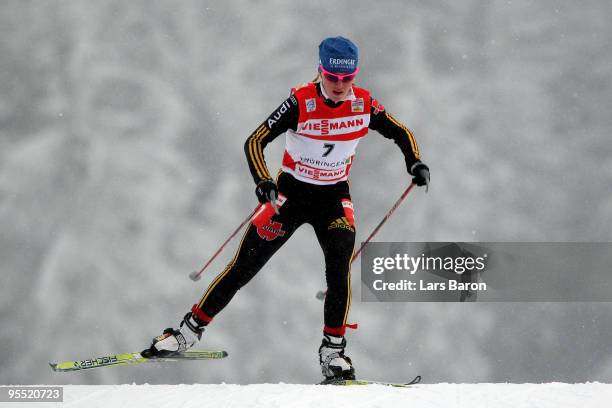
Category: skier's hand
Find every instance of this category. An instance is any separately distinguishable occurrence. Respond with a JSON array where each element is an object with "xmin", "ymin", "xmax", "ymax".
[
  {"xmin": 410, "ymin": 162, "xmax": 430, "ymax": 191},
  {"xmin": 255, "ymin": 179, "xmax": 279, "ymax": 204}
]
